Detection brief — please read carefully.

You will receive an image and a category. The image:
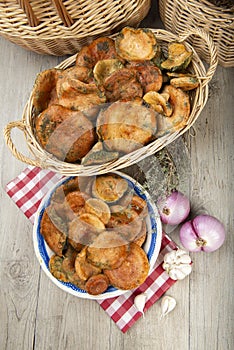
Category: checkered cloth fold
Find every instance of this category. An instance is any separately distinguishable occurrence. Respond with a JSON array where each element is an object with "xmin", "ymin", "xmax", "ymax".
[{"xmin": 5, "ymin": 166, "xmax": 177, "ymax": 333}]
